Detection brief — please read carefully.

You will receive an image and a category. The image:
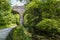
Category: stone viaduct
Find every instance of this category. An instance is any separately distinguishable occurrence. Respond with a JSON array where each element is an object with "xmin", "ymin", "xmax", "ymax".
[{"xmin": 12, "ymin": 6, "xmax": 25, "ymax": 26}]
